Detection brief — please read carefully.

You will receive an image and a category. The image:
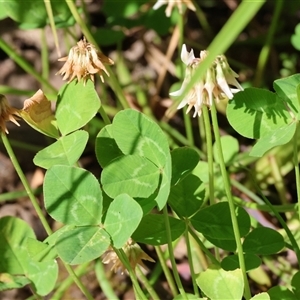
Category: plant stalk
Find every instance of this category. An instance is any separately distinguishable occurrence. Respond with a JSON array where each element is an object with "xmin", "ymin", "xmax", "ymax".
[{"xmin": 210, "ymin": 104, "xmax": 251, "ymax": 299}]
